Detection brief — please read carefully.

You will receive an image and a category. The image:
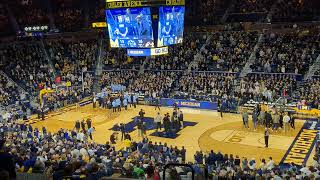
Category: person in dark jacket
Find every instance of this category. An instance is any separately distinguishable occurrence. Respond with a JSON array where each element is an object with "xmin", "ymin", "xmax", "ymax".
[
  {"xmin": 81, "ymin": 119, "xmax": 86, "ymax": 134},
  {"xmin": 0, "ymin": 139, "xmax": 16, "ymax": 180},
  {"xmin": 86, "ymin": 119, "xmax": 92, "ymax": 129},
  {"xmin": 75, "ymin": 120, "xmax": 81, "ymax": 132}
]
